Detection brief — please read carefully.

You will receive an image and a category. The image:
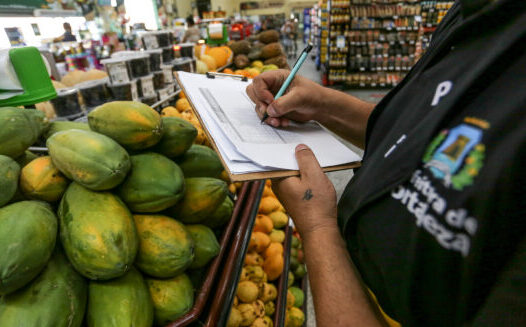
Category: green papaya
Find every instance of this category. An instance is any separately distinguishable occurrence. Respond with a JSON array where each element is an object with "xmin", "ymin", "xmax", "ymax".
[
  {"xmin": 152, "ymin": 117, "xmax": 197, "ymax": 157},
  {"xmin": 170, "ymin": 177, "xmax": 228, "ymax": 224},
  {"xmin": 0, "ymin": 107, "xmax": 48, "ymax": 158},
  {"xmin": 87, "ymin": 267, "xmax": 153, "ymax": 327},
  {"xmin": 58, "ymin": 182, "xmax": 138, "ymax": 280},
  {"xmin": 0, "ymin": 155, "xmax": 20, "ymax": 207},
  {"xmin": 204, "ymin": 196, "xmax": 234, "ymax": 229},
  {"xmin": 0, "ymin": 201, "xmax": 57, "ymax": 295},
  {"xmin": 117, "ymin": 153, "xmax": 185, "ymax": 213},
  {"xmin": 15, "ymin": 150, "xmax": 38, "ymax": 168},
  {"xmin": 47, "ymin": 129, "xmax": 131, "ymax": 191},
  {"xmin": 186, "ymin": 224, "xmax": 220, "ymax": 269},
  {"xmin": 0, "ymin": 249, "xmax": 87, "ymax": 327},
  {"xmin": 88, "ymin": 101, "xmax": 163, "ymax": 150},
  {"xmin": 176, "ymin": 144, "xmax": 223, "ymax": 178},
  {"xmin": 44, "ymin": 121, "xmax": 90, "ymax": 139},
  {"xmin": 133, "ymin": 214, "xmax": 194, "ymax": 278},
  {"xmin": 146, "ymin": 274, "xmax": 194, "ymax": 325}
]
